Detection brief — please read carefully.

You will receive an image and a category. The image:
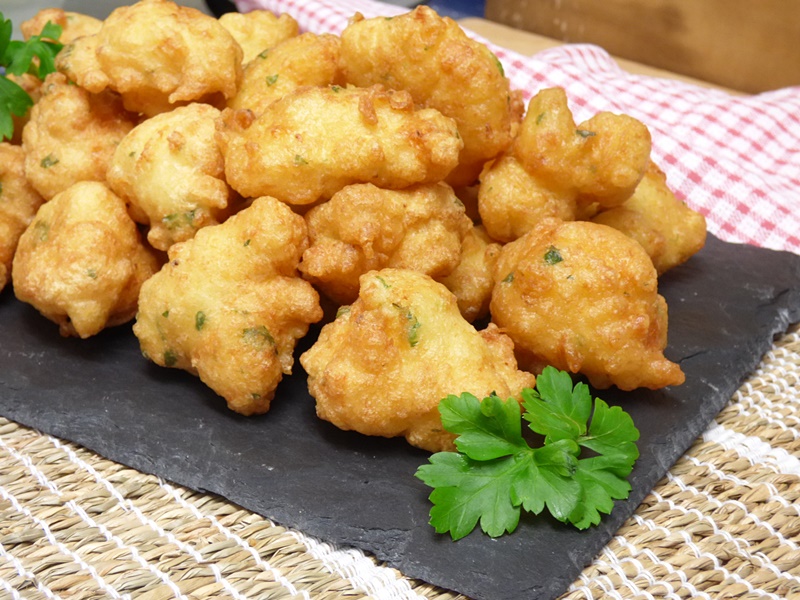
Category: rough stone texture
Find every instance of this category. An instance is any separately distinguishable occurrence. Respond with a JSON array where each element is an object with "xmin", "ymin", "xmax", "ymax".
[{"xmin": 1, "ymin": 234, "xmax": 799, "ymax": 600}]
